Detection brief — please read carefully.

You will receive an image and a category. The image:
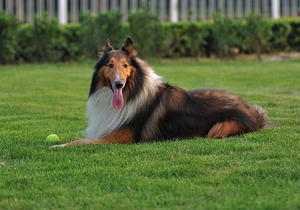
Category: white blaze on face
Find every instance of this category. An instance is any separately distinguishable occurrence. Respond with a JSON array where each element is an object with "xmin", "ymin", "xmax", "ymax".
[
  {"xmin": 112, "ymin": 74, "xmax": 124, "ymax": 110},
  {"xmin": 115, "ymin": 74, "xmax": 121, "ymax": 82}
]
